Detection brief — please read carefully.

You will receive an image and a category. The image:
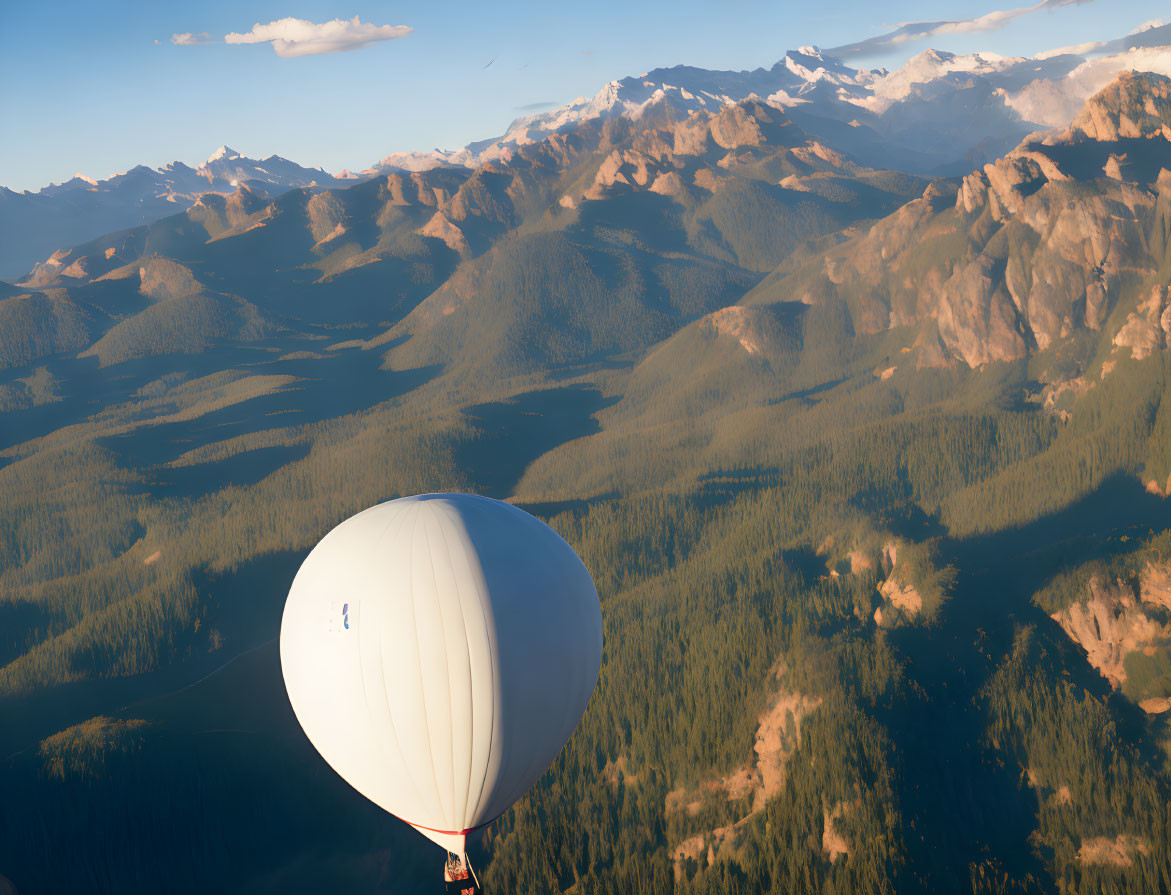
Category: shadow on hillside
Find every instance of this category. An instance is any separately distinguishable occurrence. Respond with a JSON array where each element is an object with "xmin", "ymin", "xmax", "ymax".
[
  {"xmin": 0, "ymin": 639, "xmax": 438, "ymax": 895},
  {"xmin": 768, "ymin": 374, "xmax": 847, "ymax": 406},
  {"xmin": 0, "ymin": 331, "xmax": 426, "ymax": 459},
  {"xmin": 2, "ymin": 386, "xmax": 606, "ymax": 756},
  {"xmin": 458, "ymin": 385, "xmax": 618, "ymax": 498},
  {"xmin": 1036, "ymin": 137, "xmax": 1171, "ymax": 185},
  {"xmin": 696, "ymin": 467, "xmax": 783, "ymax": 506},
  {"xmin": 0, "ymin": 546, "xmax": 310, "ymax": 760},
  {"xmin": 149, "ymin": 443, "xmax": 312, "ymax": 500},
  {"xmin": 513, "ymin": 496, "xmax": 613, "ymax": 520},
  {"xmin": 545, "ymin": 356, "xmax": 637, "ymax": 381},
  {"xmin": 94, "ymin": 348, "xmax": 437, "ymax": 494},
  {"xmin": 571, "ymin": 191, "xmax": 692, "ymax": 255},
  {"xmin": 879, "ymin": 473, "xmax": 1171, "ymax": 890}
]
